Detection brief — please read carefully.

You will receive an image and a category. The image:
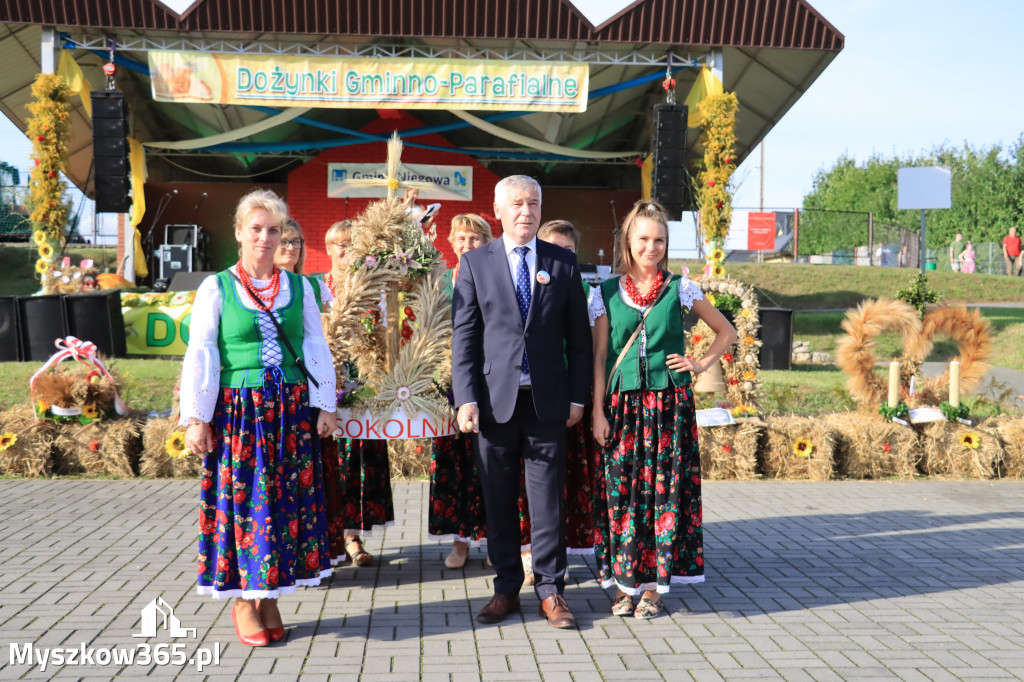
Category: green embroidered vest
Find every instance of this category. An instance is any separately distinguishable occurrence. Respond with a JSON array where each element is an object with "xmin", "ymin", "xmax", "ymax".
[
  {"xmin": 304, "ymin": 274, "xmax": 323, "ymax": 311},
  {"xmin": 601, "ymin": 273, "xmax": 691, "ymax": 392},
  {"xmin": 215, "ymin": 269, "xmax": 305, "ymax": 387}
]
